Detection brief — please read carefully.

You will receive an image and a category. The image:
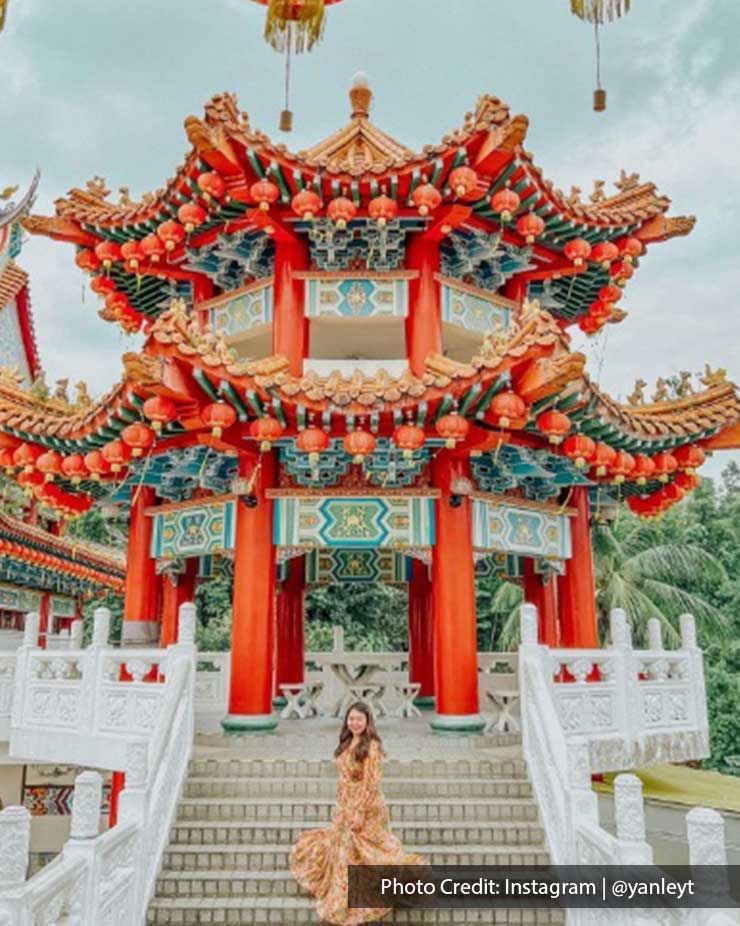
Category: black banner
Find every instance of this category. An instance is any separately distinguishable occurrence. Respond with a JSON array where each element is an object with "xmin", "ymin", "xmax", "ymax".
[{"xmin": 348, "ymin": 865, "xmax": 740, "ymax": 909}]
